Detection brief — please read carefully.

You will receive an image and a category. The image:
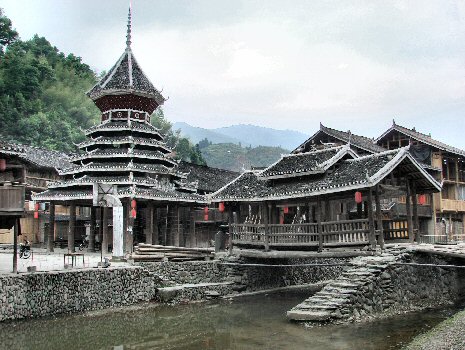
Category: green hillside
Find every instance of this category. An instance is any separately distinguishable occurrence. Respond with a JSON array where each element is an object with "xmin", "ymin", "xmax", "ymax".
[
  {"xmin": 200, "ymin": 142, "xmax": 288, "ymax": 172},
  {"xmin": 0, "ymin": 9, "xmax": 204, "ymax": 164}
]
